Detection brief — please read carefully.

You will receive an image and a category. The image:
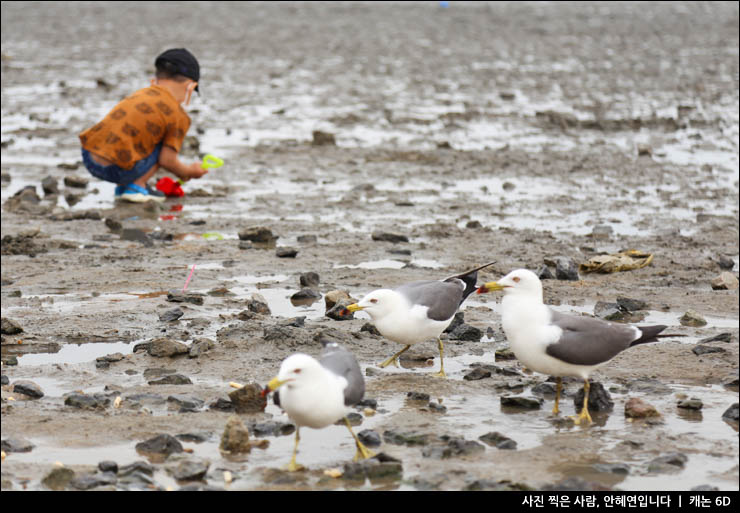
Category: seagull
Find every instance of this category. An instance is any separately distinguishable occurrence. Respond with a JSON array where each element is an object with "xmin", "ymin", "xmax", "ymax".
[
  {"xmin": 263, "ymin": 339, "xmax": 375, "ymax": 471},
  {"xmin": 478, "ymin": 268, "xmax": 672, "ymax": 425},
  {"xmin": 345, "ymin": 261, "xmax": 495, "ymax": 378}
]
